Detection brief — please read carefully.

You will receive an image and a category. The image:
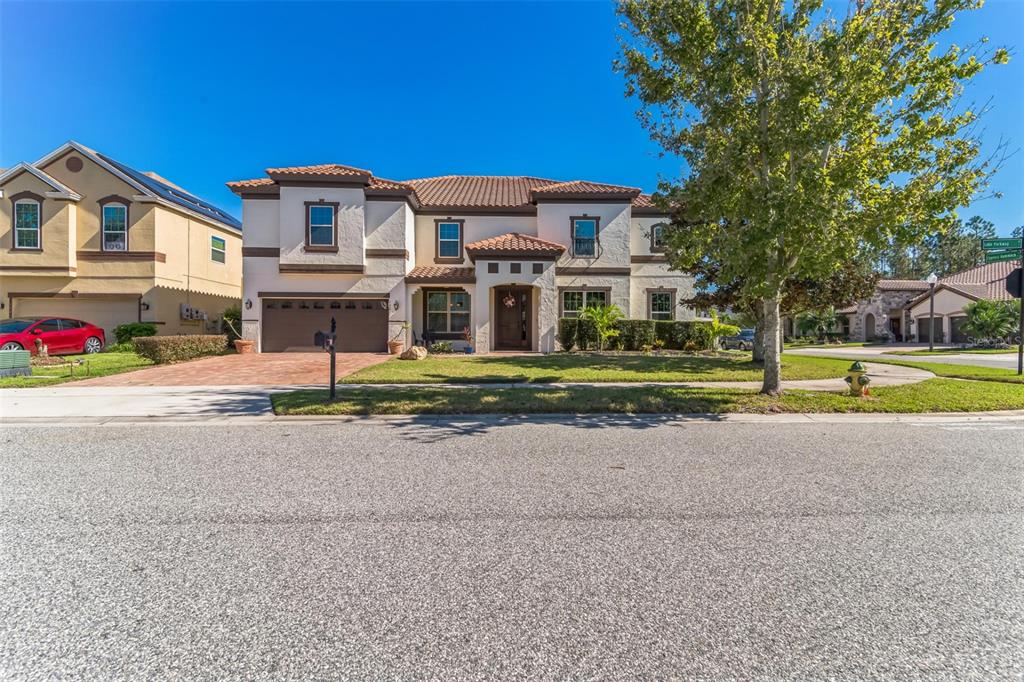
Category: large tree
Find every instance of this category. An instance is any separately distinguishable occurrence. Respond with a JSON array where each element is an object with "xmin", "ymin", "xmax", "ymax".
[{"xmin": 618, "ymin": 0, "xmax": 1007, "ymax": 393}]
